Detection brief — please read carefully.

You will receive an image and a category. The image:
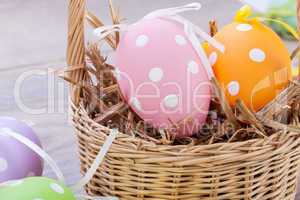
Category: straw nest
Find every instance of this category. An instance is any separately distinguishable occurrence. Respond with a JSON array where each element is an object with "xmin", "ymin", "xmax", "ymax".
[{"xmin": 62, "ymin": 1, "xmax": 300, "ymax": 146}]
